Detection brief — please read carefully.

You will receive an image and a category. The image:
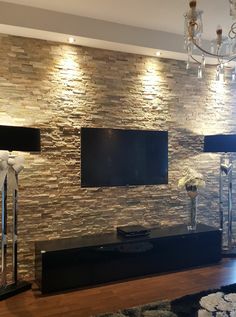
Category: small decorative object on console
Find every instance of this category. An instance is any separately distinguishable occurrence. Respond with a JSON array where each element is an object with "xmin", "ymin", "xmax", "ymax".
[
  {"xmin": 178, "ymin": 168, "xmax": 205, "ymax": 231},
  {"xmin": 117, "ymin": 225, "xmax": 150, "ymax": 238}
]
